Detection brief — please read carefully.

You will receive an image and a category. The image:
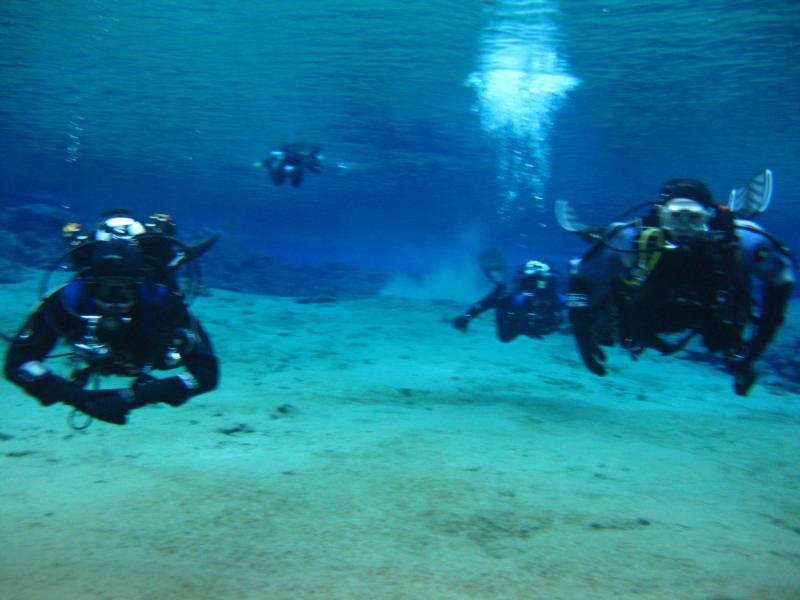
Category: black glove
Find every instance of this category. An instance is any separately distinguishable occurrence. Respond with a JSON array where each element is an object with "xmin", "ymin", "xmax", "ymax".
[
  {"xmin": 728, "ymin": 355, "xmax": 758, "ymax": 396},
  {"xmin": 578, "ymin": 336, "xmax": 607, "ymax": 376},
  {"xmin": 67, "ymin": 378, "xmax": 189, "ymax": 424},
  {"xmin": 733, "ymin": 364, "xmax": 757, "ymax": 396},
  {"xmin": 132, "ymin": 376, "xmax": 190, "ymax": 407},
  {"xmin": 745, "ymin": 283, "xmax": 791, "ymax": 364},
  {"xmin": 19, "ymin": 373, "xmax": 129, "ymax": 424},
  {"xmin": 23, "ymin": 373, "xmax": 89, "ymax": 407},
  {"xmin": 727, "ymin": 283, "xmax": 791, "ymax": 396},
  {"xmin": 68, "ymin": 389, "xmax": 131, "ymax": 425},
  {"xmin": 453, "ymin": 314, "xmax": 470, "ymax": 332}
]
